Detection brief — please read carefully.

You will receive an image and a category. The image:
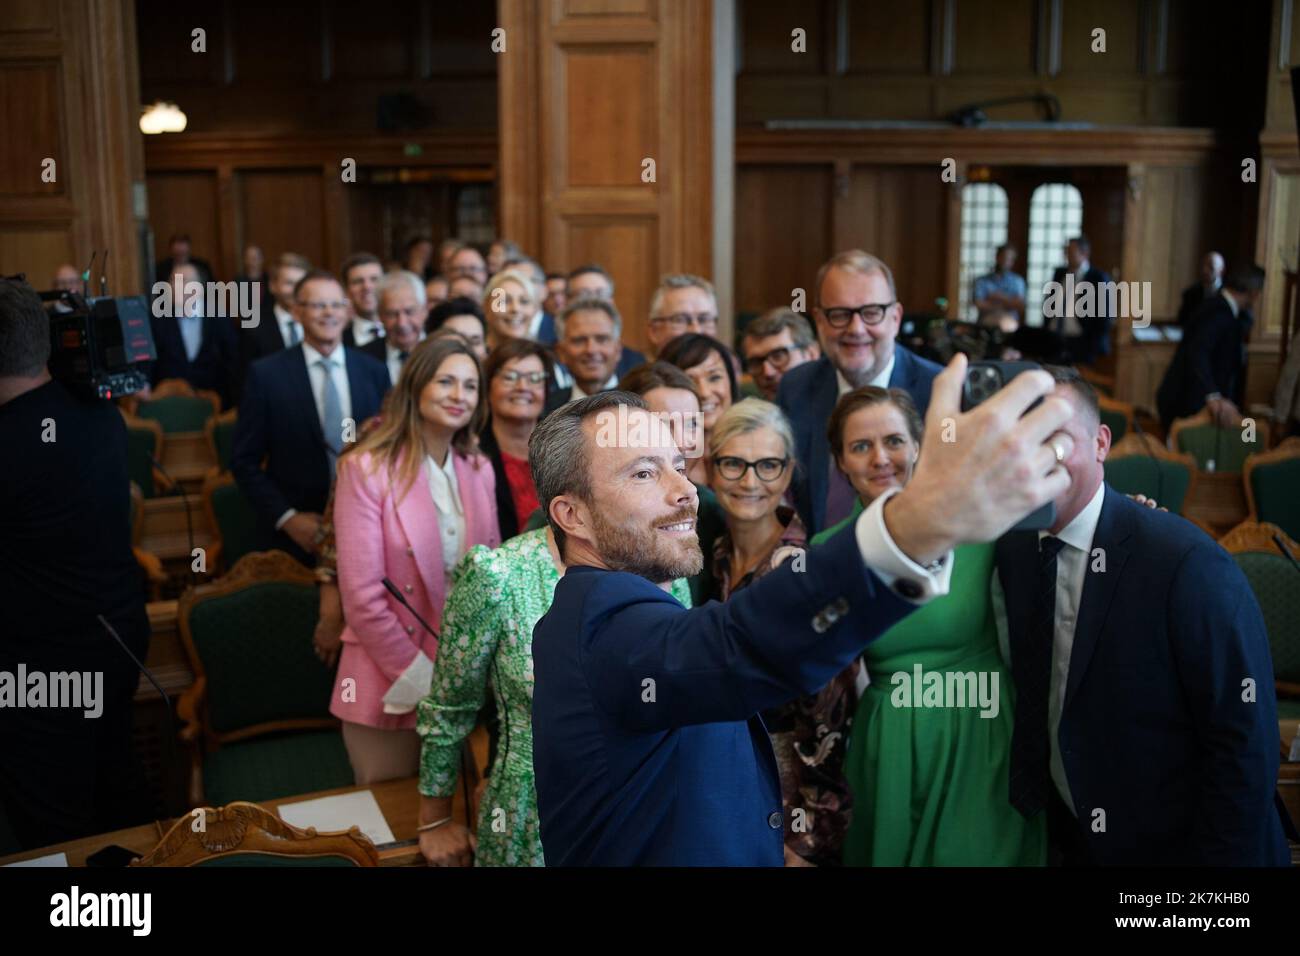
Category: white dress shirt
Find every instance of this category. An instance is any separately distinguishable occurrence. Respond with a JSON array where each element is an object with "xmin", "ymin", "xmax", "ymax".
[
  {"xmin": 384, "ymin": 342, "xmax": 407, "ymax": 386},
  {"xmin": 569, "ymin": 372, "xmax": 619, "ymax": 401},
  {"xmin": 527, "ymin": 310, "xmax": 545, "ymax": 341},
  {"xmin": 275, "ymin": 342, "xmax": 354, "ymax": 531},
  {"xmin": 273, "ymin": 304, "xmax": 300, "ymax": 347},
  {"xmin": 855, "ymin": 487, "xmax": 952, "ymax": 605},
  {"xmin": 350, "ymin": 316, "xmax": 384, "ymax": 348},
  {"xmin": 1039, "ymin": 480, "xmax": 1106, "ymax": 813},
  {"xmin": 178, "ymin": 312, "xmax": 204, "ymax": 362},
  {"xmin": 836, "ymin": 352, "xmax": 896, "ymax": 397}
]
